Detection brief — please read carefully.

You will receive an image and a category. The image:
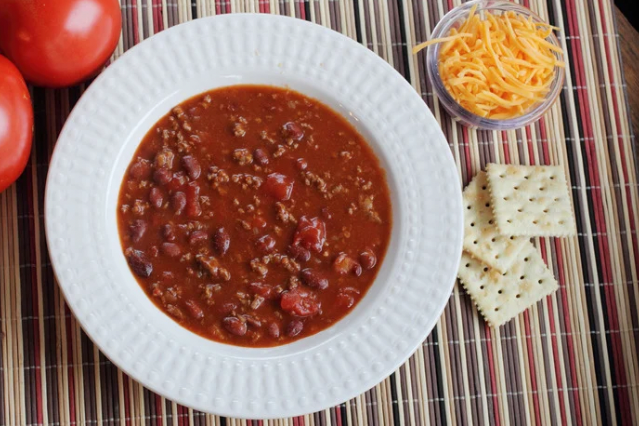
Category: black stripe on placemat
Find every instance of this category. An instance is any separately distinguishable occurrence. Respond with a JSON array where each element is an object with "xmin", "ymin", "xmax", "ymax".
[
  {"xmin": 394, "ymin": 0, "xmax": 411, "ymax": 83},
  {"xmin": 389, "ymin": 370, "xmax": 401, "ymax": 424}
]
